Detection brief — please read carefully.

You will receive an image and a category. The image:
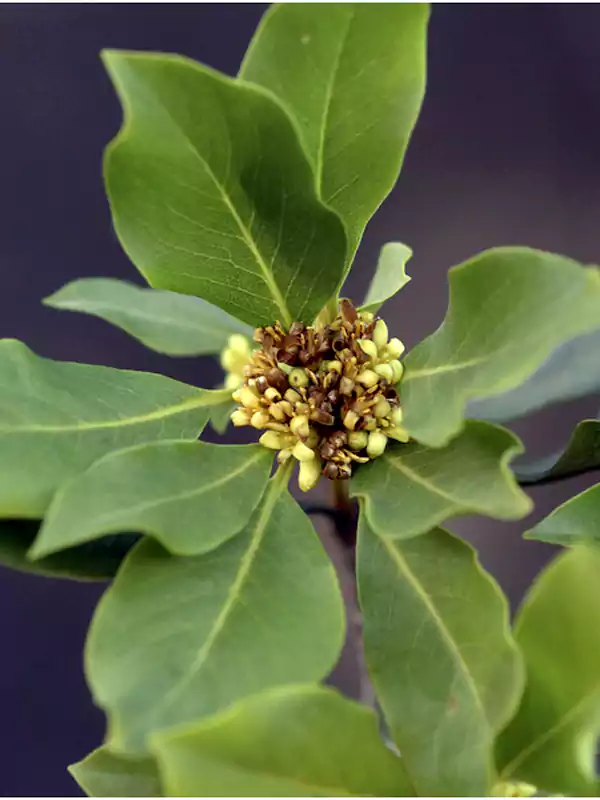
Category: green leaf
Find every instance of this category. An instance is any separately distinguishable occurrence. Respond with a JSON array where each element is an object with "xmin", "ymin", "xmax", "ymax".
[
  {"xmin": 358, "ymin": 516, "xmax": 524, "ymax": 796},
  {"xmin": 69, "ymin": 746, "xmax": 162, "ymax": 797},
  {"xmin": 467, "ymin": 328, "xmax": 600, "ymax": 423},
  {"xmin": 515, "ymin": 419, "xmax": 600, "ymax": 484},
  {"xmin": 524, "ymin": 483, "xmax": 600, "ymax": 547},
  {"xmin": 351, "ymin": 420, "xmax": 531, "ymax": 539},
  {"xmin": 103, "ymin": 50, "xmax": 347, "ymax": 328},
  {"xmin": 208, "ymin": 398, "xmax": 236, "ymax": 435},
  {"xmin": 401, "ymin": 248, "xmax": 600, "ymax": 447},
  {"xmin": 152, "ymin": 684, "xmax": 414, "ymax": 797},
  {"xmin": 45, "ymin": 278, "xmax": 253, "ymax": 357},
  {"xmin": 0, "ymin": 339, "xmax": 224, "ymax": 517},
  {"xmin": 30, "ymin": 442, "xmax": 272, "ymax": 560},
  {"xmin": 496, "ymin": 547, "xmax": 600, "ymax": 796},
  {"xmin": 360, "ymin": 242, "xmax": 412, "ymax": 314},
  {"xmin": 241, "ymin": 4, "xmax": 429, "ymax": 258},
  {"xmin": 0, "ymin": 518, "xmax": 138, "ymax": 581},
  {"xmin": 86, "ymin": 469, "xmax": 345, "ymax": 754}
]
